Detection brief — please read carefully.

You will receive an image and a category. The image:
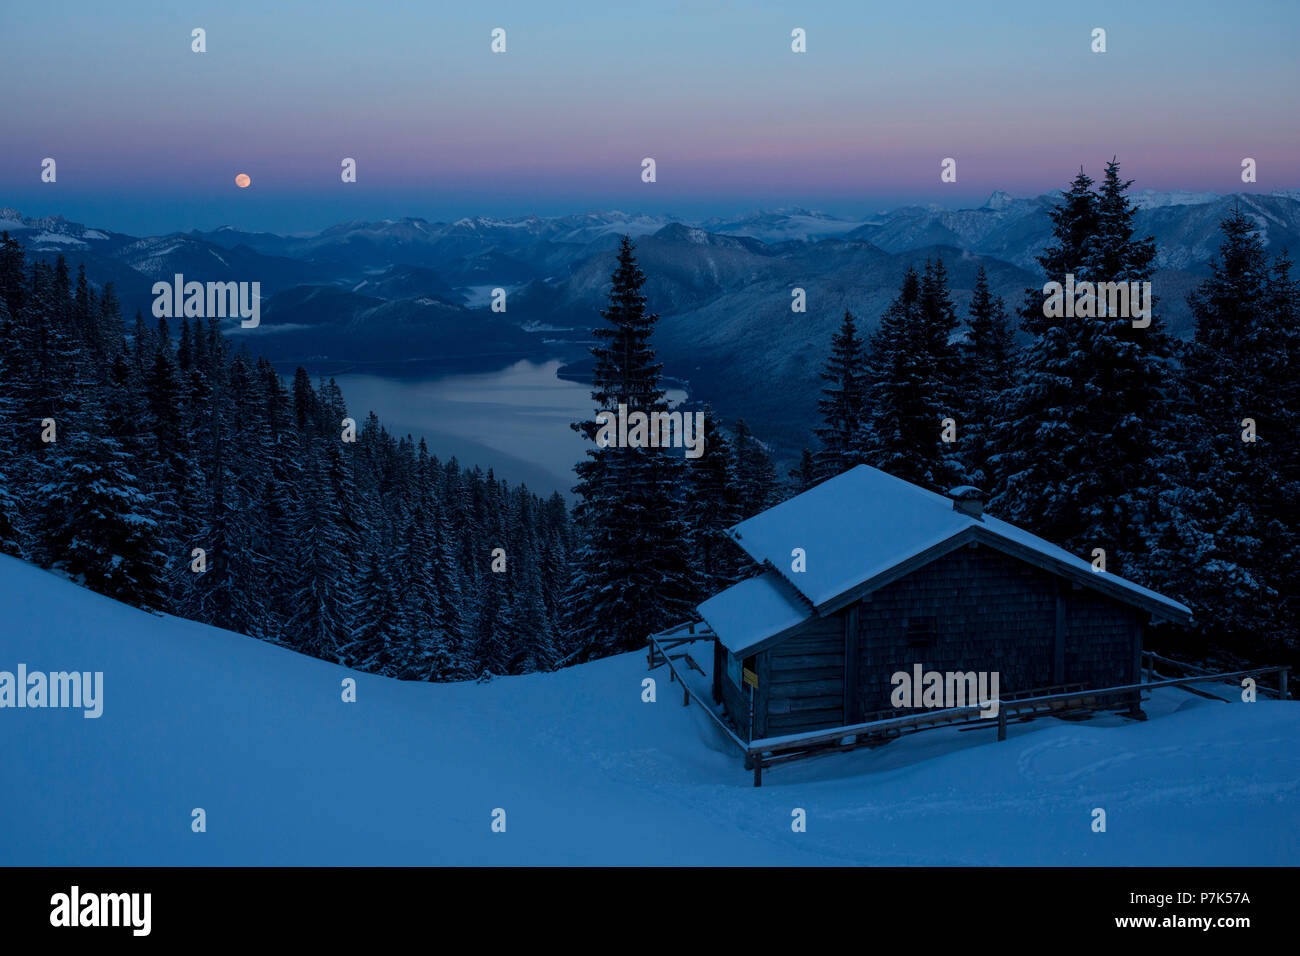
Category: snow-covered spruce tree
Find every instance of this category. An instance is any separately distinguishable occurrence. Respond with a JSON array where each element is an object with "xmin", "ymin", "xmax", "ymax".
[
  {"xmin": 918, "ymin": 257, "xmax": 968, "ymax": 488},
  {"xmin": 813, "ymin": 309, "xmax": 868, "ymax": 480},
  {"xmin": 0, "ymin": 296, "xmax": 25, "ymax": 556},
  {"xmin": 0, "ymin": 233, "xmax": 26, "ymax": 318},
  {"xmin": 990, "ymin": 162, "xmax": 1175, "ymax": 578},
  {"xmin": 253, "ymin": 357, "xmax": 305, "ymax": 643},
  {"xmin": 18, "ymin": 258, "xmax": 81, "ymax": 450},
  {"xmin": 959, "ymin": 265, "xmax": 1016, "ymax": 489},
  {"xmin": 183, "ymin": 348, "xmax": 275, "ymax": 637},
  {"xmin": 470, "ymin": 470, "xmax": 512, "ymax": 678},
  {"xmin": 988, "ymin": 171, "xmax": 1098, "ymax": 549},
  {"xmin": 34, "ymin": 338, "xmax": 167, "ymax": 610},
  {"xmin": 286, "ymin": 409, "xmax": 362, "ymax": 662},
  {"xmin": 393, "ymin": 495, "xmax": 459, "ymax": 680},
  {"xmin": 684, "ymin": 403, "xmax": 744, "ymax": 599},
  {"xmin": 1078, "ymin": 160, "xmax": 1178, "ymax": 575},
  {"xmin": 343, "ymin": 546, "xmax": 403, "ymax": 675},
  {"xmin": 498, "ymin": 485, "xmax": 558, "ymax": 674},
  {"xmin": 856, "ymin": 261, "xmax": 964, "ymax": 490},
  {"xmin": 0, "ymin": 237, "xmax": 36, "ymax": 556},
  {"xmin": 567, "ymin": 236, "xmax": 694, "ymax": 658},
  {"xmin": 538, "ymin": 492, "xmax": 575, "ymax": 663},
  {"xmin": 731, "ymin": 417, "xmax": 778, "ymax": 518},
  {"xmin": 142, "ymin": 319, "xmax": 194, "ymax": 543},
  {"xmin": 1262, "ymin": 251, "xmax": 1300, "ymax": 649},
  {"xmin": 1151, "ymin": 209, "xmax": 1300, "ymax": 654},
  {"xmin": 788, "ymin": 447, "xmax": 817, "ymax": 494}
]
